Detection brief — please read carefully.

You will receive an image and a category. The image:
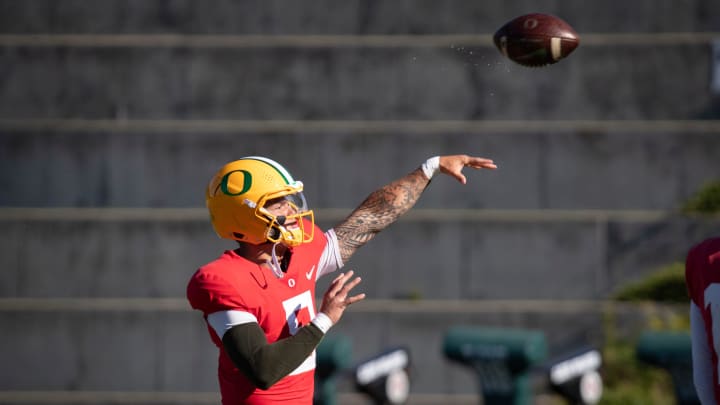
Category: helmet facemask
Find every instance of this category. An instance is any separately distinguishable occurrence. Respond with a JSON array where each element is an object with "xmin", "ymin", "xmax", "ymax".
[{"xmin": 251, "ymin": 183, "xmax": 314, "ymax": 247}]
